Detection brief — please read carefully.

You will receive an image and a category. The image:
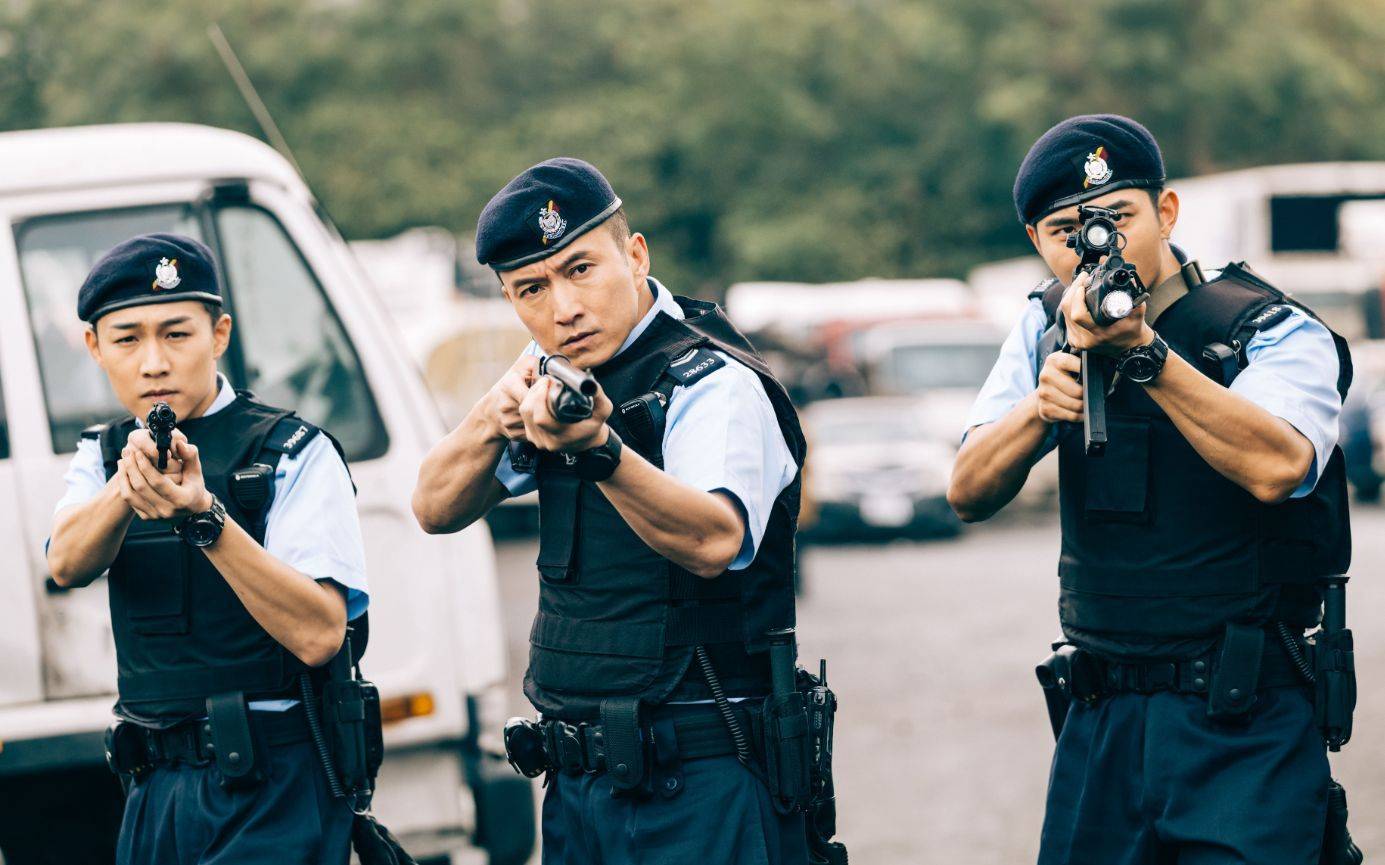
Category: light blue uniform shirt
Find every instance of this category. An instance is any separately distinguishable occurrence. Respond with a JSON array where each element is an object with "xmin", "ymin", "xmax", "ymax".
[
  {"xmin": 496, "ymin": 278, "xmax": 798, "ymax": 569},
  {"xmin": 964, "ymin": 292, "xmax": 1343, "ymax": 498},
  {"xmin": 52, "ymin": 375, "xmax": 371, "ymax": 710}
]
